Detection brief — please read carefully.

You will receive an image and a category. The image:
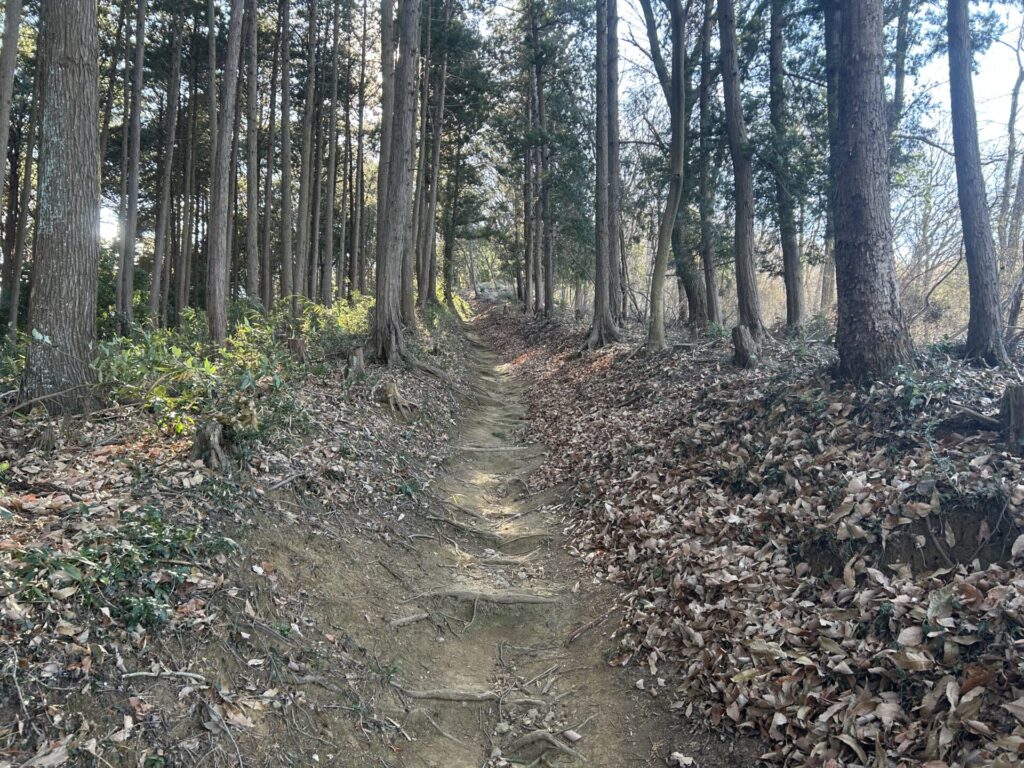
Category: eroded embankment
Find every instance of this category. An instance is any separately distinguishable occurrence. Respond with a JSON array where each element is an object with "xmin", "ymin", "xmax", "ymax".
[{"xmin": 481, "ymin": 308, "xmax": 1024, "ymax": 768}]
